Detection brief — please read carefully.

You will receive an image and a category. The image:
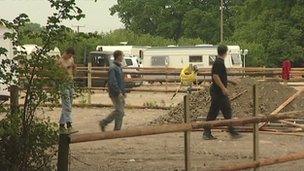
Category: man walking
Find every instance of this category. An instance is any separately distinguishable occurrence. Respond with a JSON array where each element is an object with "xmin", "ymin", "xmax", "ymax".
[
  {"xmin": 58, "ymin": 47, "xmax": 77, "ymax": 134},
  {"xmin": 100, "ymin": 50, "xmax": 126, "ymax": 131},
  {"xmin": 203, "ymin": 44, "xmax": 241, "ymax": 140}
]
